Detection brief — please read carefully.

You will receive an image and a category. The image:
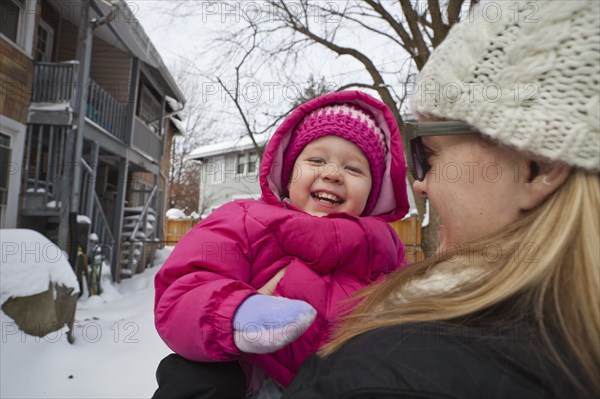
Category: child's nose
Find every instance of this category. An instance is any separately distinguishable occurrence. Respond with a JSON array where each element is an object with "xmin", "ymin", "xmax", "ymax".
[{"xmin": 321, "ymin": 162, "xmax": 343, "ymax": 183}]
